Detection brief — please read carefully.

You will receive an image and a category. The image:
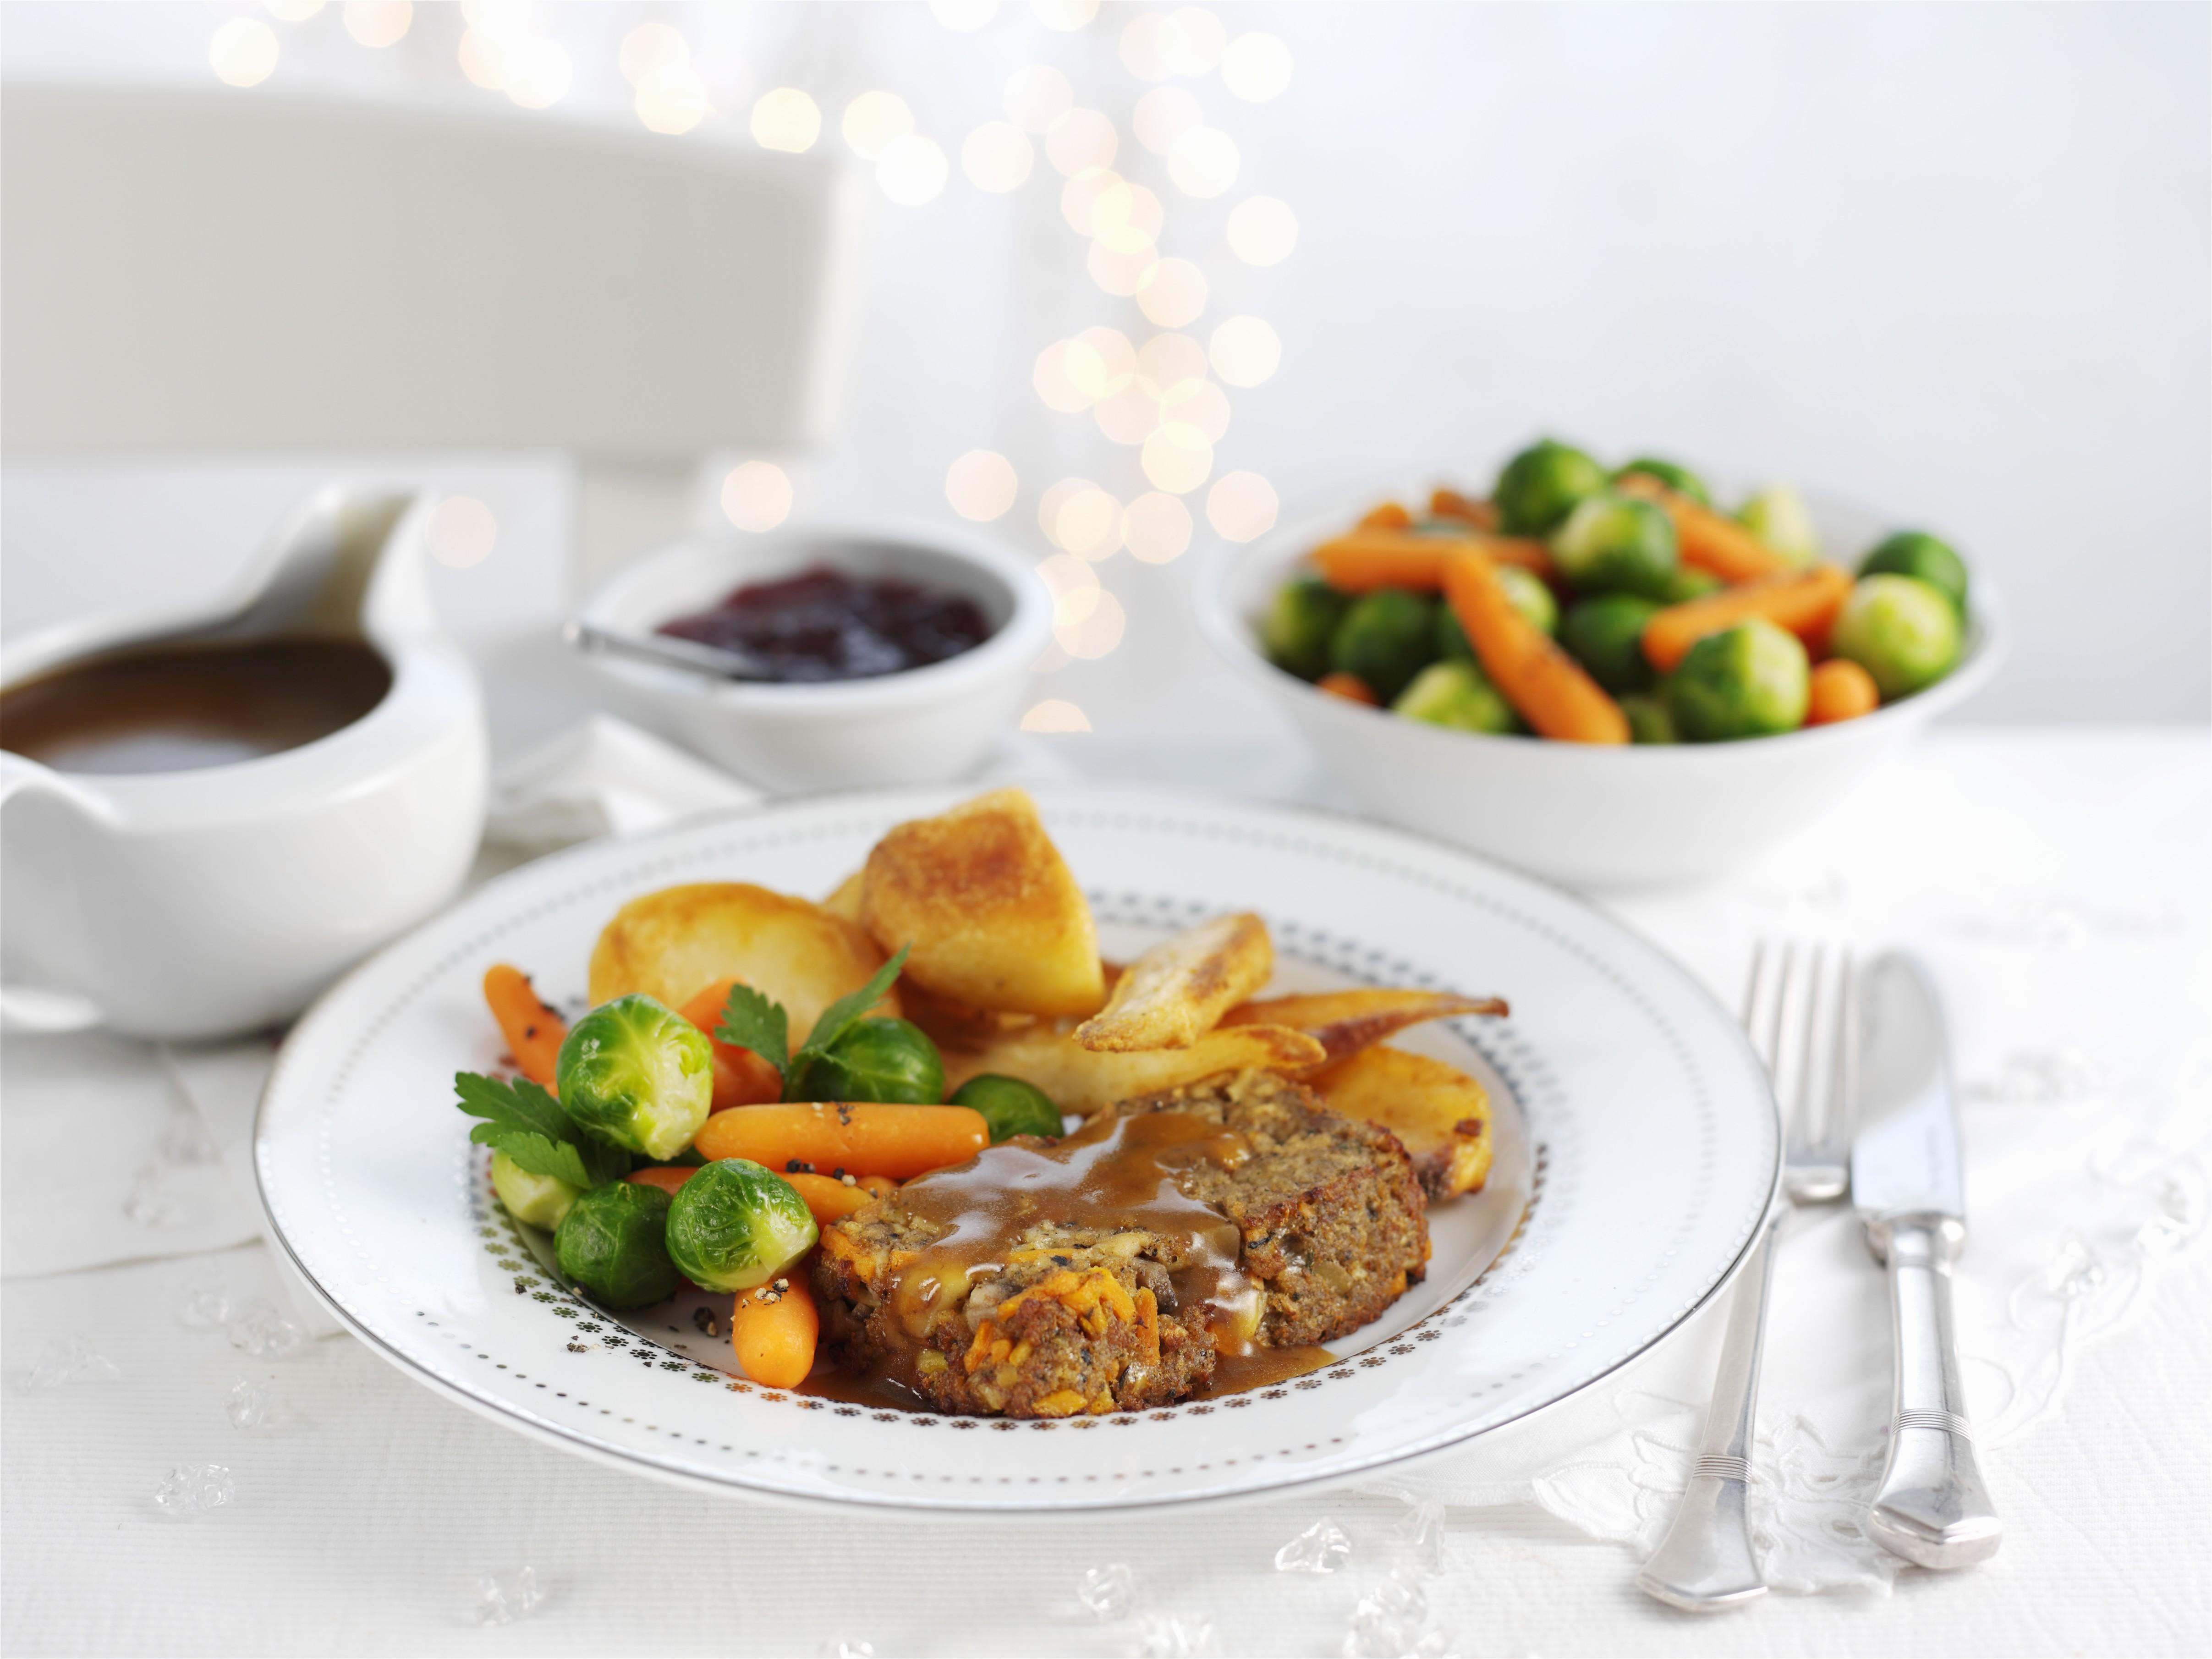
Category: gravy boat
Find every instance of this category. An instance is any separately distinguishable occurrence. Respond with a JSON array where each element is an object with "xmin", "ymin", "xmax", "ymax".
[{"xmin": 1, "ymin": 488, "xmax": 487, "ymax": 1038}]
